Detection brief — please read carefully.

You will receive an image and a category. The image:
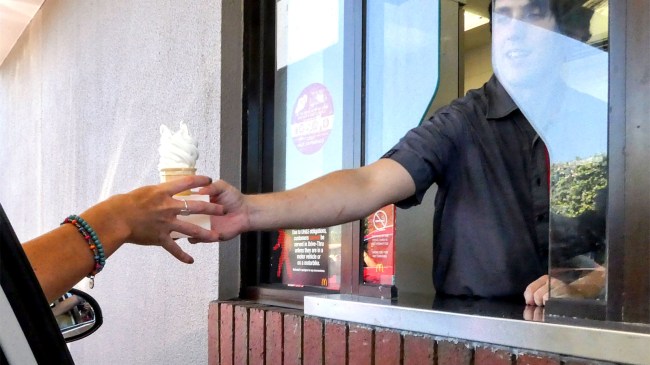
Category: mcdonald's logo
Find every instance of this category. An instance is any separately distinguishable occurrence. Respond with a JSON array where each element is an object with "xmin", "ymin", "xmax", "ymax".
[
  {"xmin": 321, "ymin": 278, "xmax": 328, "ymax": 286},
  {"xmin": 376, "ymin": 263, "xmax": 384, "ymax": 273}
]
